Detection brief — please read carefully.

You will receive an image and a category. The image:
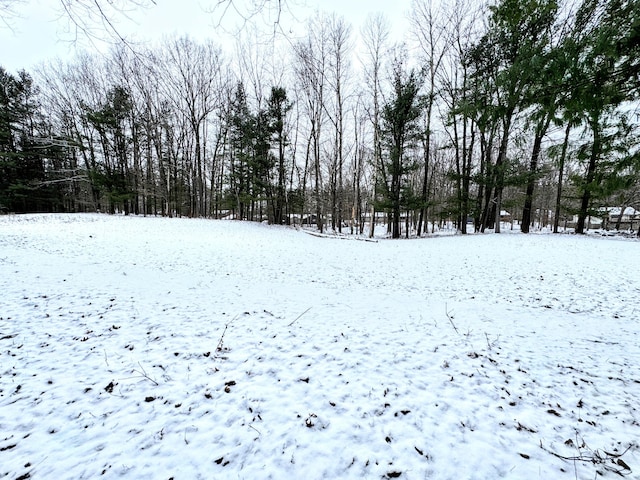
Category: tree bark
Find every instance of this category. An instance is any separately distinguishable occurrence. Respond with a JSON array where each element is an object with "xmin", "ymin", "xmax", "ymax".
[
  {"xmin": 576, "ymin": 113, "xmax": 601, "ymax": 234},
  {"xmin": 553, "ymin": 122, "xmax": 571, "ymax": 233},
  {"xmin": 521, "ymin": 115, "xmax": 551, "ymax": 233}
]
